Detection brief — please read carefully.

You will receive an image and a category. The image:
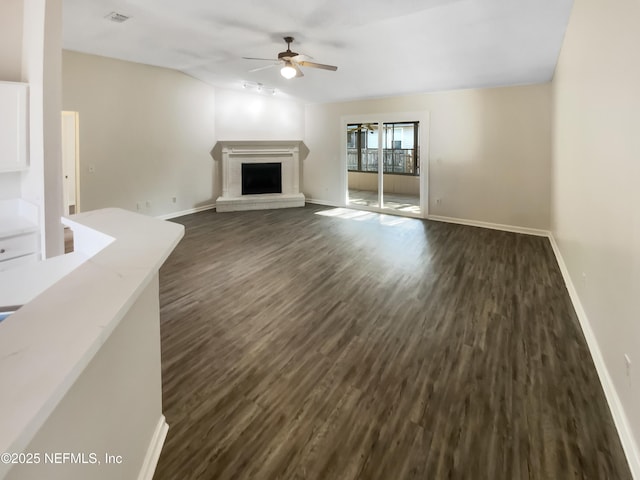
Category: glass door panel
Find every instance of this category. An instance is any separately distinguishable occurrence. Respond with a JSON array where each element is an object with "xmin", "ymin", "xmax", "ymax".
[
  {"xmin": 382, "ymin": 122, "xmax": 421, "ymax": 215},
  {"xmin": 347, "ymin": 123, "xmax": 379, "ymax": 208}
]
